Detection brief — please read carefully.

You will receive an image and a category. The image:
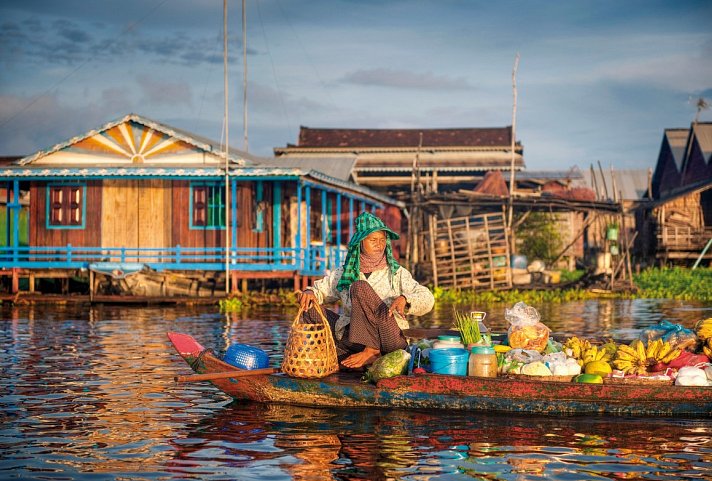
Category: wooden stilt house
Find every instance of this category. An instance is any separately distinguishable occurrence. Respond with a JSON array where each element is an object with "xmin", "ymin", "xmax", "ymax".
[
  {"xmin": 637, "ymin": 122, "xmax": 712, "ymax": 265},
  {"xmin": 0, "ymin": 114, "xmax": 401, "ymax": 296}
]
